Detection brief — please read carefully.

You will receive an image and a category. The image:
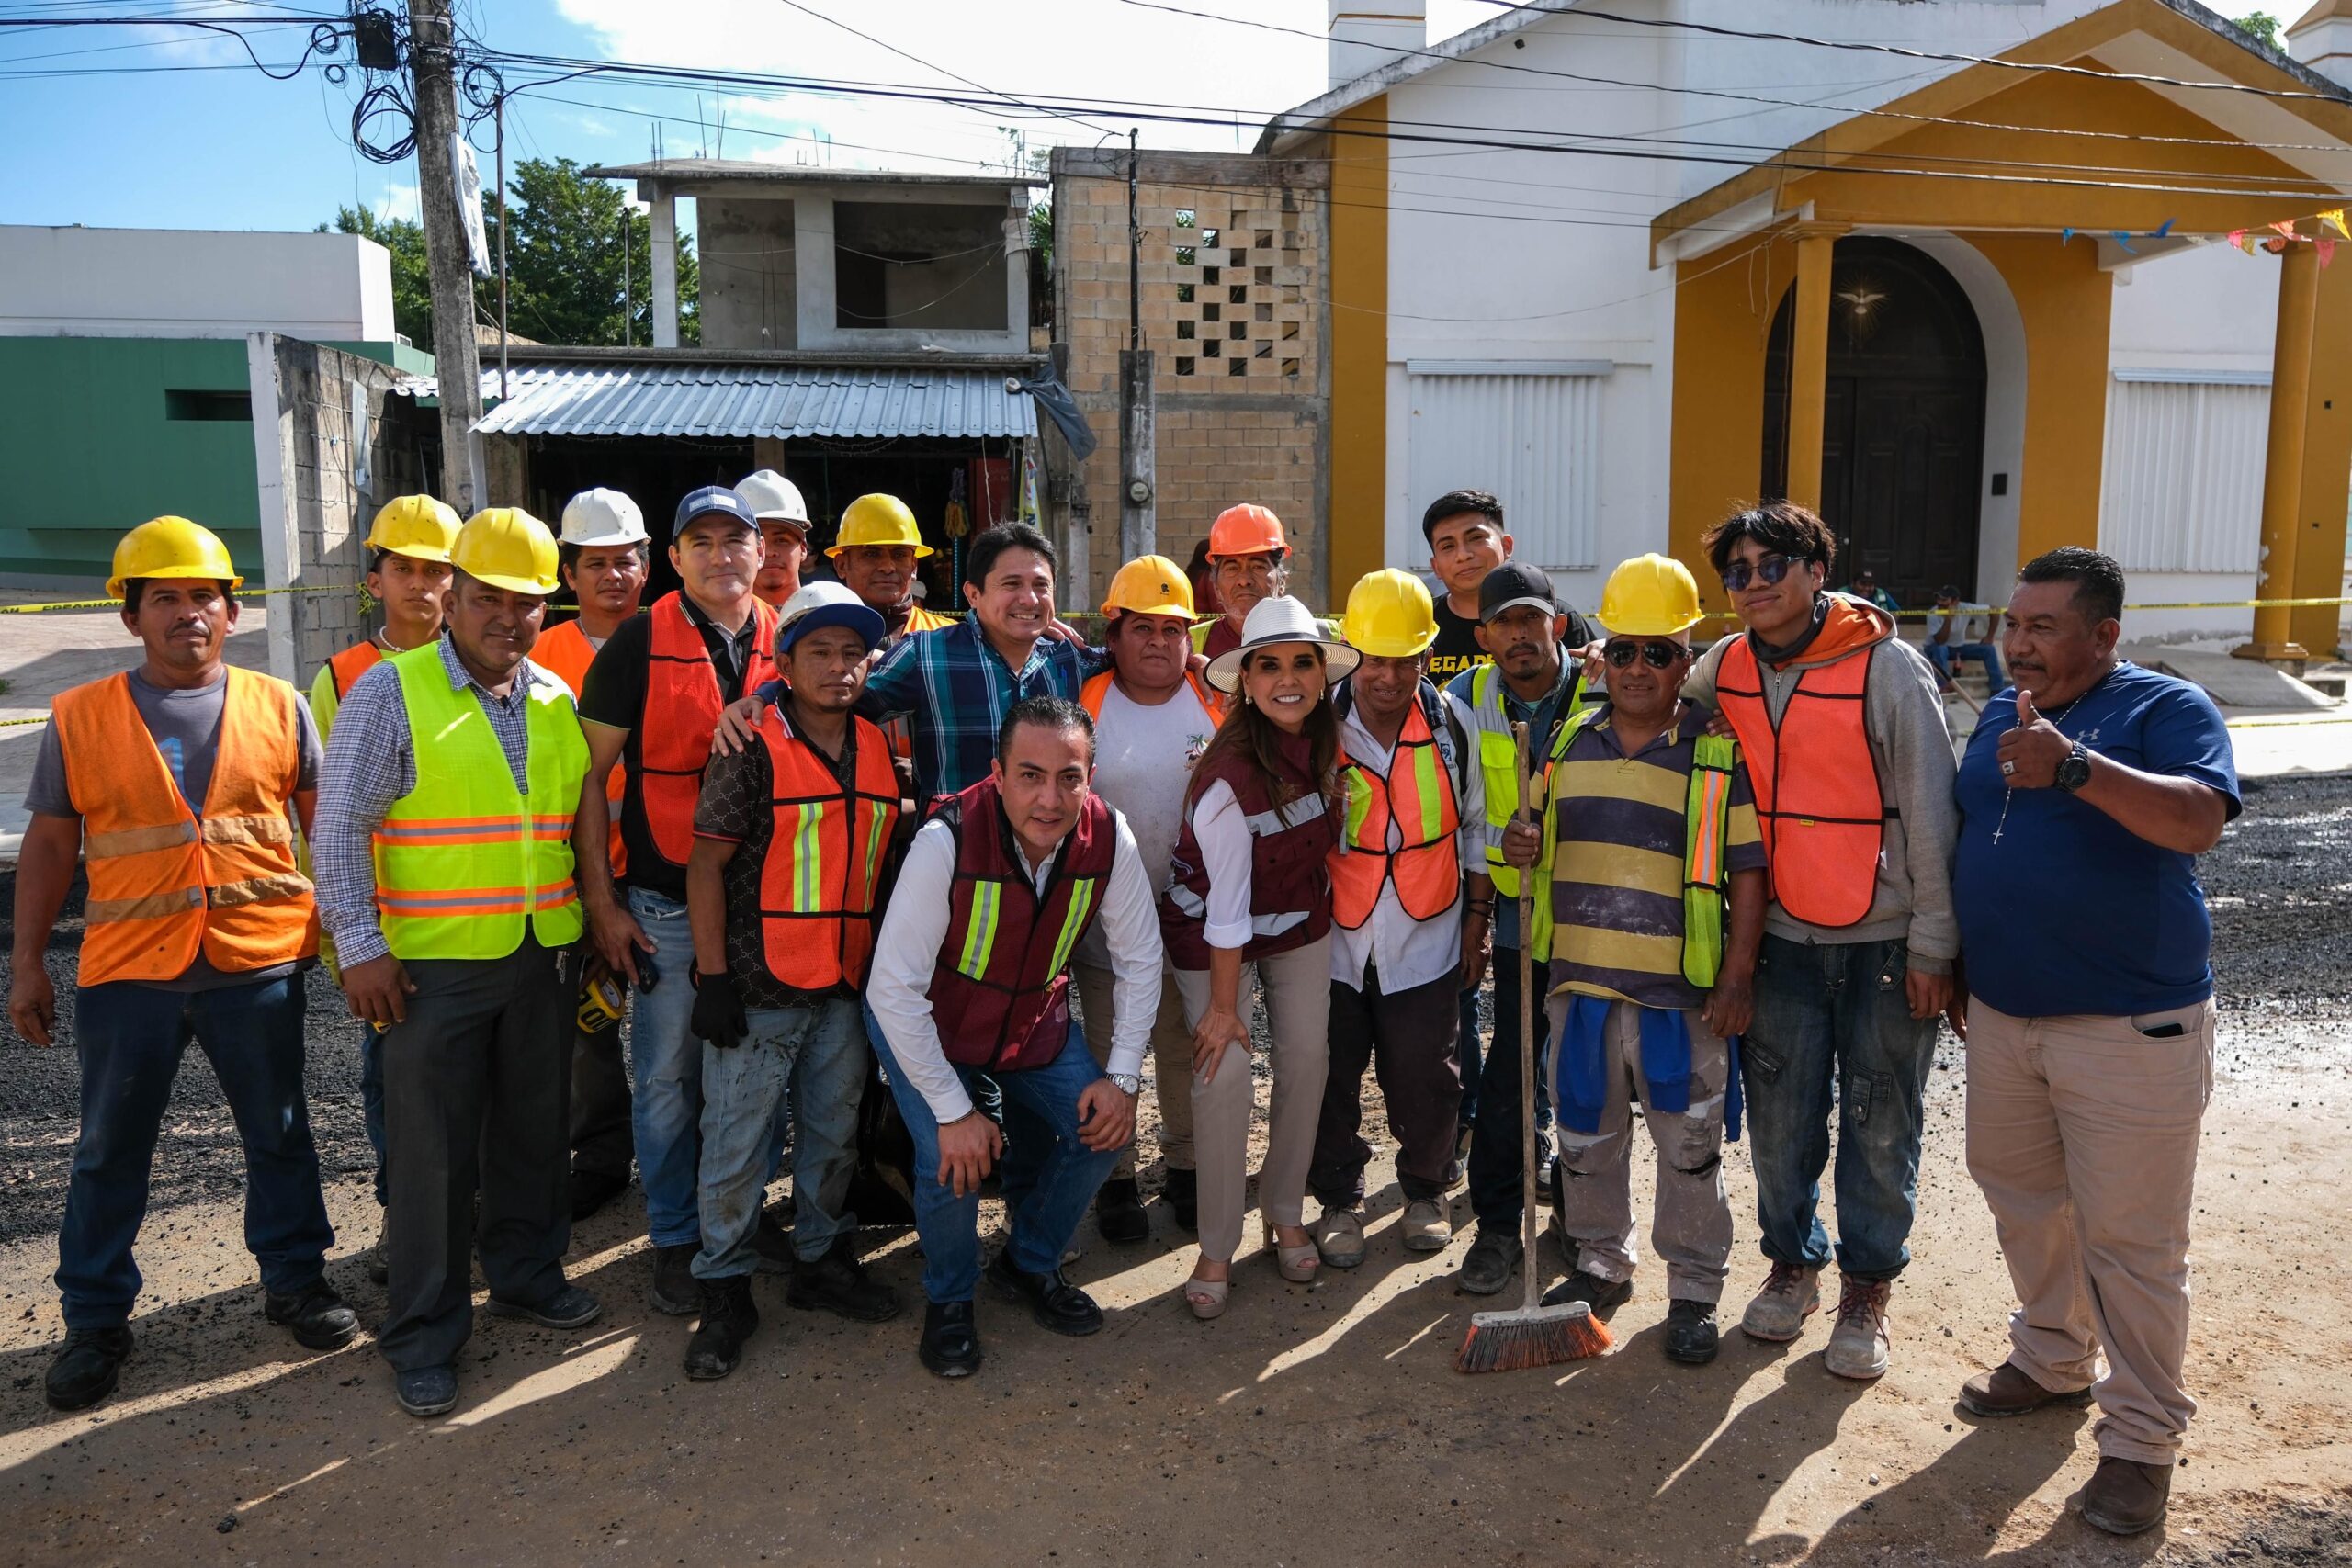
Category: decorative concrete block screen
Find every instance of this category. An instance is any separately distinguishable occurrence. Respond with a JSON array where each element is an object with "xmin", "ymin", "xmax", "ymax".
[{"xmin": 1169, "ymin": 198, "xmax": 1310, "ymax": 383}]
